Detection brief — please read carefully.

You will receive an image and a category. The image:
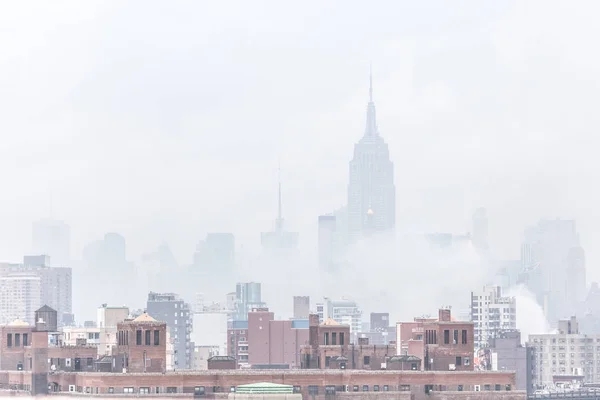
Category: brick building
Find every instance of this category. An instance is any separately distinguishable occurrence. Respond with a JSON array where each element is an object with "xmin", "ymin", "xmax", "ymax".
[
  {"xmin": 115, "ymin": 312, "xmax": 167, "ymax": 373},
  {"xmin": 227, "ymin": 309, "xmax": 308, "ymax": 369},
  {"xmin": 38, "ymin": 369, "xmax": 521, "ymax": 399},
  {"xmin": 300, "ymin": 315, "xmax": 399, "ymax": 371},
  {"xmin": 396, "ymin": 308, "xmax": 474, "ymax": 371}
]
